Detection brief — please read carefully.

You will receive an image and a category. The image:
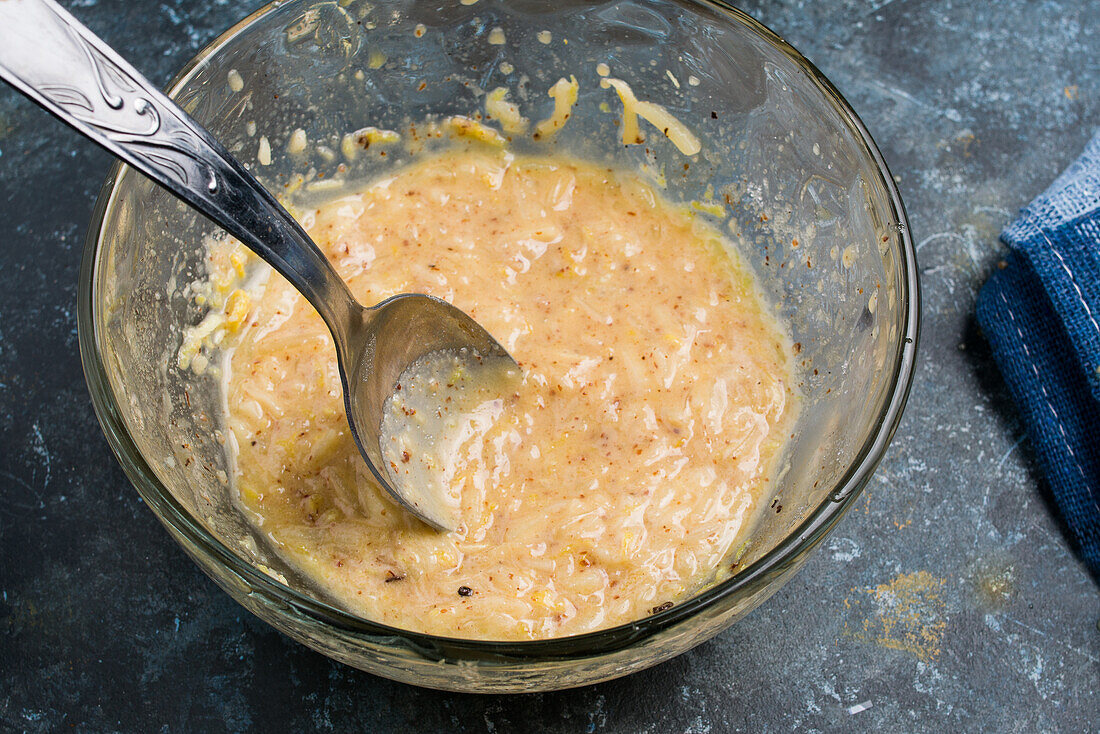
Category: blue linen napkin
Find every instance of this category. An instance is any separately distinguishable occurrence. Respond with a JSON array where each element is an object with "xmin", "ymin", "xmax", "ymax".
[{"xmin": 976, "ymin": 130, "xmax": 1100, "ymax": 576}]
